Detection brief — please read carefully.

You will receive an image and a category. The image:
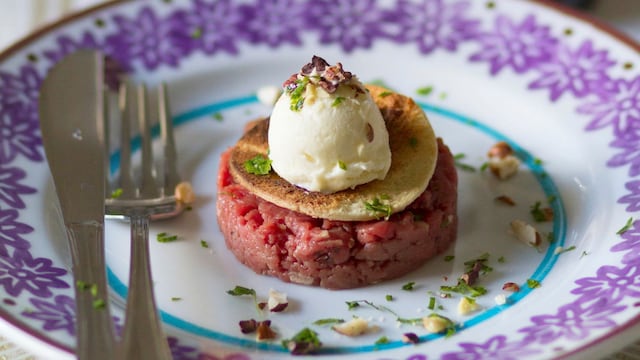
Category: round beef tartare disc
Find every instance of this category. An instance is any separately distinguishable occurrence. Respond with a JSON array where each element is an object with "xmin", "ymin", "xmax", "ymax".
[{"xmin": 217, "ymin": 78, "xmax": 459, "ymax": 289}]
